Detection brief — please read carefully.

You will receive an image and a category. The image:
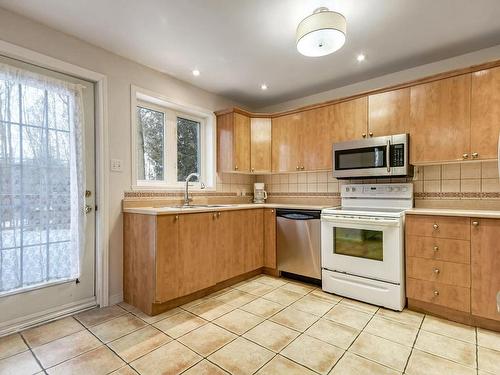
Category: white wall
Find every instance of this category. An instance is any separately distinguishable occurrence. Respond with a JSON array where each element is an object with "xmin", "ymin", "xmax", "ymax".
[
  {"xmin": 0, "ymin": 8, "xmax": 238, "ymax": 302},
  {"xmin": 258, "ymin": 44, "xmax": 500, "ymax": 113}
]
